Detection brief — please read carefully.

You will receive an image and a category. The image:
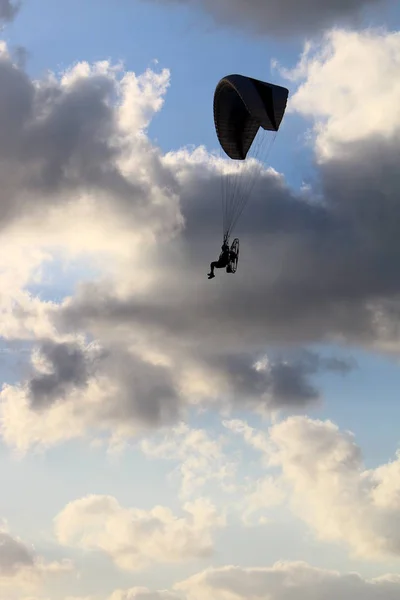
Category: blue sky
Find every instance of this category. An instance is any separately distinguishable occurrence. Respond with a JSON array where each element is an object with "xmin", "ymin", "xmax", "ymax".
[{"xmin": 1, "ymin": 1, "xmax": 400, "ymax": 599}]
